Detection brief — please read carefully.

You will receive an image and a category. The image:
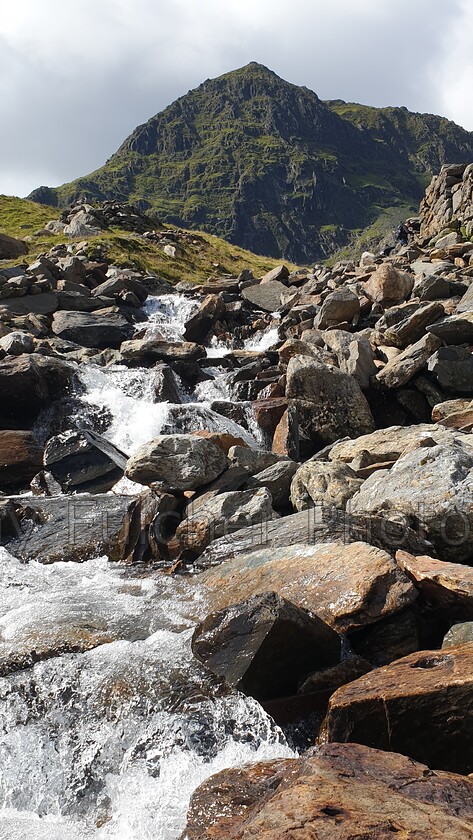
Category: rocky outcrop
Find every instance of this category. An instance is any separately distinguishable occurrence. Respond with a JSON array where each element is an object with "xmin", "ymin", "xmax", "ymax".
[
  {"xmin": 182, "ymin": 743, "xmax": 473, "ymax": 840},
  {"xmin": 420, "ymin": 162, "xmax": 473, "ymax": 240},
  {"xmin": 320, "ymin": 643, "xmax": 473, "ymax": 774}
]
